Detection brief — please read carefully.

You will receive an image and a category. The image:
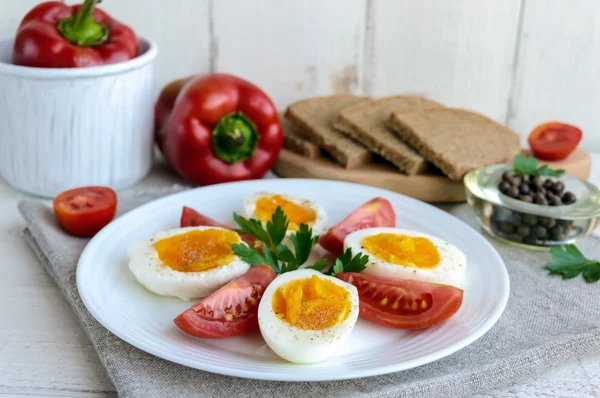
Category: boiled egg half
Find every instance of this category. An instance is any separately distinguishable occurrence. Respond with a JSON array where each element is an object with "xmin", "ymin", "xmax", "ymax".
[
  {"xmin": 258, "ymin": 269, "xmax": 359, "ymax": 364},
  {"xmin": 344, "ymin": 227, "xmax": 467, "ymax": 288},
  {"xmin": 128, "ymin": 226, "xmax": 251, "ymax": 300},
  {"xmin": 243, "ymin": 192, "xmax": 327, "ymax": 237}
]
